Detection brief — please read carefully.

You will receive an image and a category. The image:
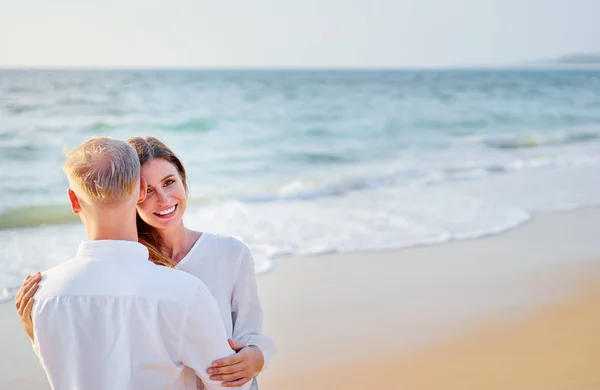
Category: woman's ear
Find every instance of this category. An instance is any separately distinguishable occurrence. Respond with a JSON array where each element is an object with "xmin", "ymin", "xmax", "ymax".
[
  {"xmin": 67, "ymin": 189, "xmax": 81, "ymax": 214},
  {"xmin": 138, "ymin": 176, "xmax": 147, "ymax": 204}
]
